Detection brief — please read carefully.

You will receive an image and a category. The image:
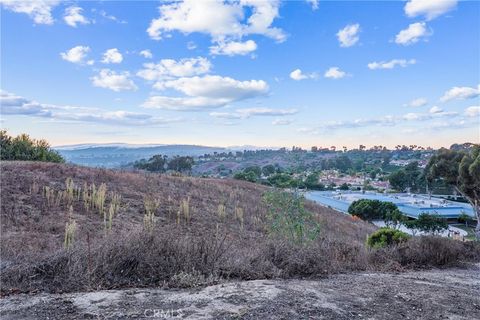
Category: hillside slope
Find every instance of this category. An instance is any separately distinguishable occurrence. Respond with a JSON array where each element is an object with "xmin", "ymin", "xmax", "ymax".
[
  {"xmin": 0, "ymin": 161, "xmax": 373, "ymax": 255},
  {"xmin": 1, "ymin": 161, "xmax": 478, "ymax": 295}
]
